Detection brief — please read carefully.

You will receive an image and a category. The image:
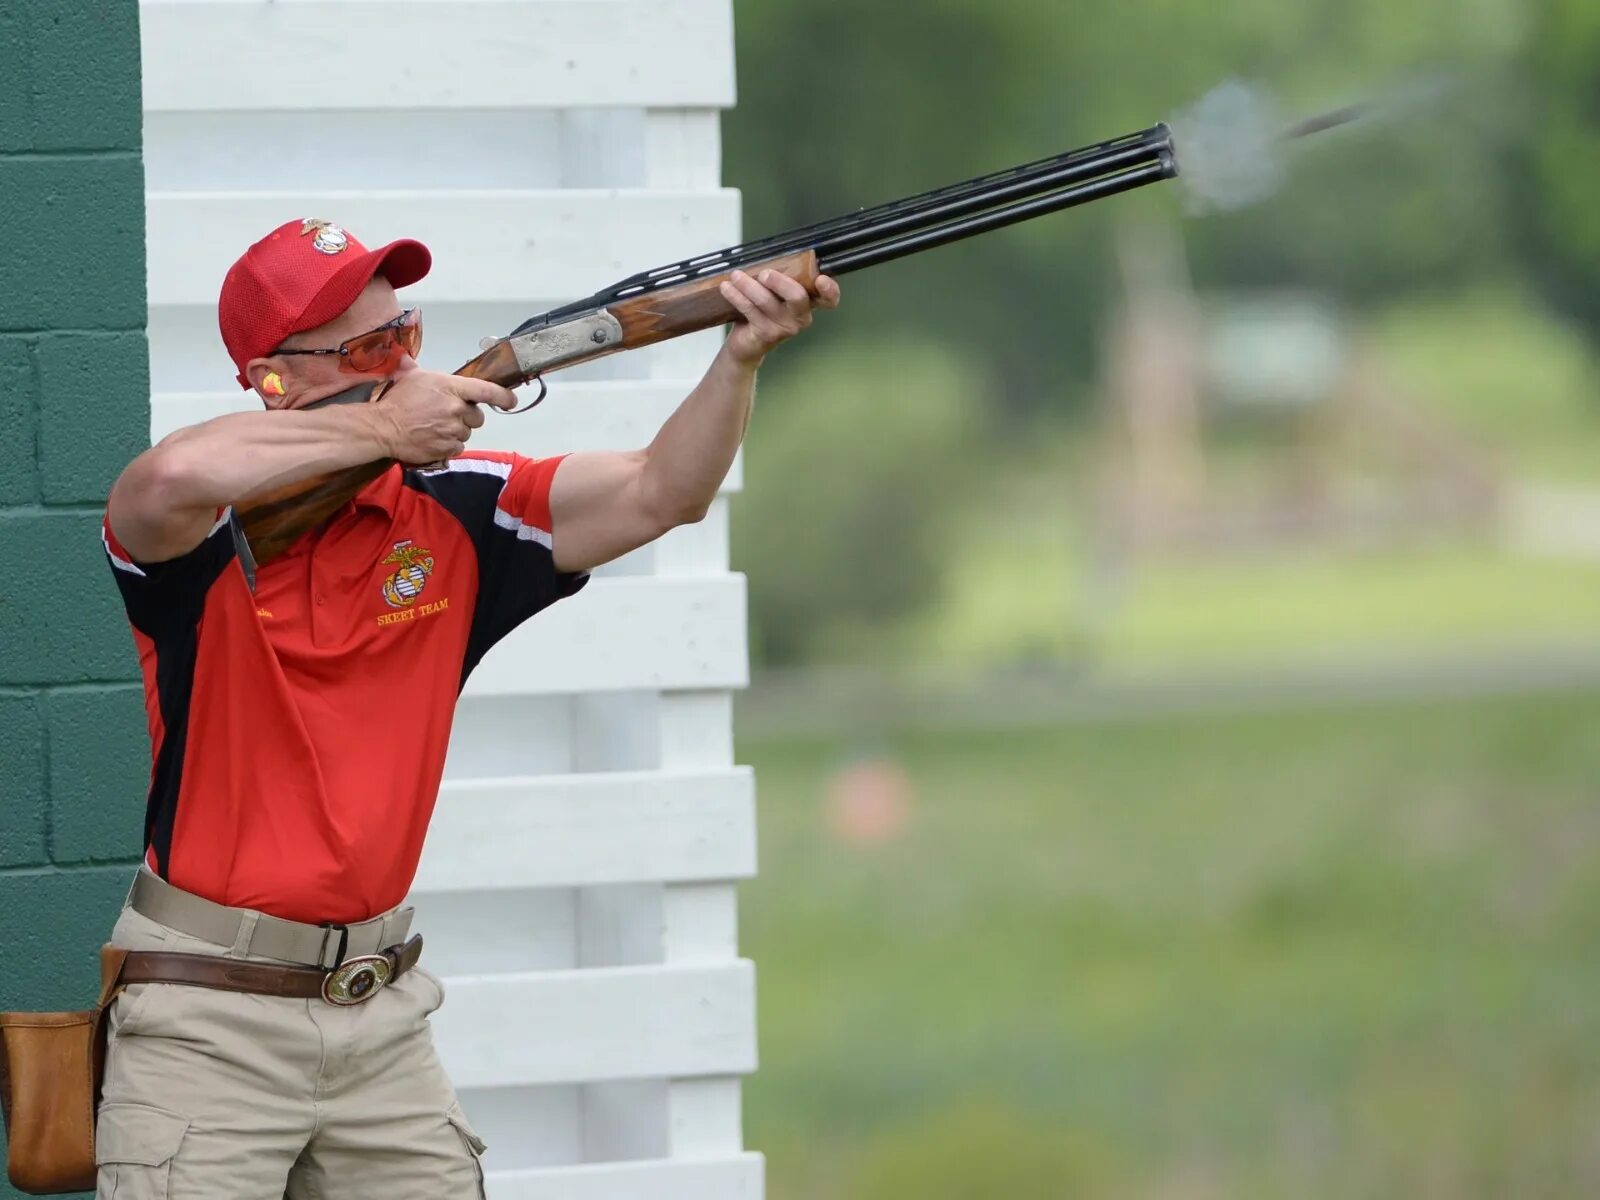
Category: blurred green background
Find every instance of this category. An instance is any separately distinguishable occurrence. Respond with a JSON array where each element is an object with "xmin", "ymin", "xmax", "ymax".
[{"xmin": 721, "ymin": 0, "xmax": 1600, "ymax": 1195}]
